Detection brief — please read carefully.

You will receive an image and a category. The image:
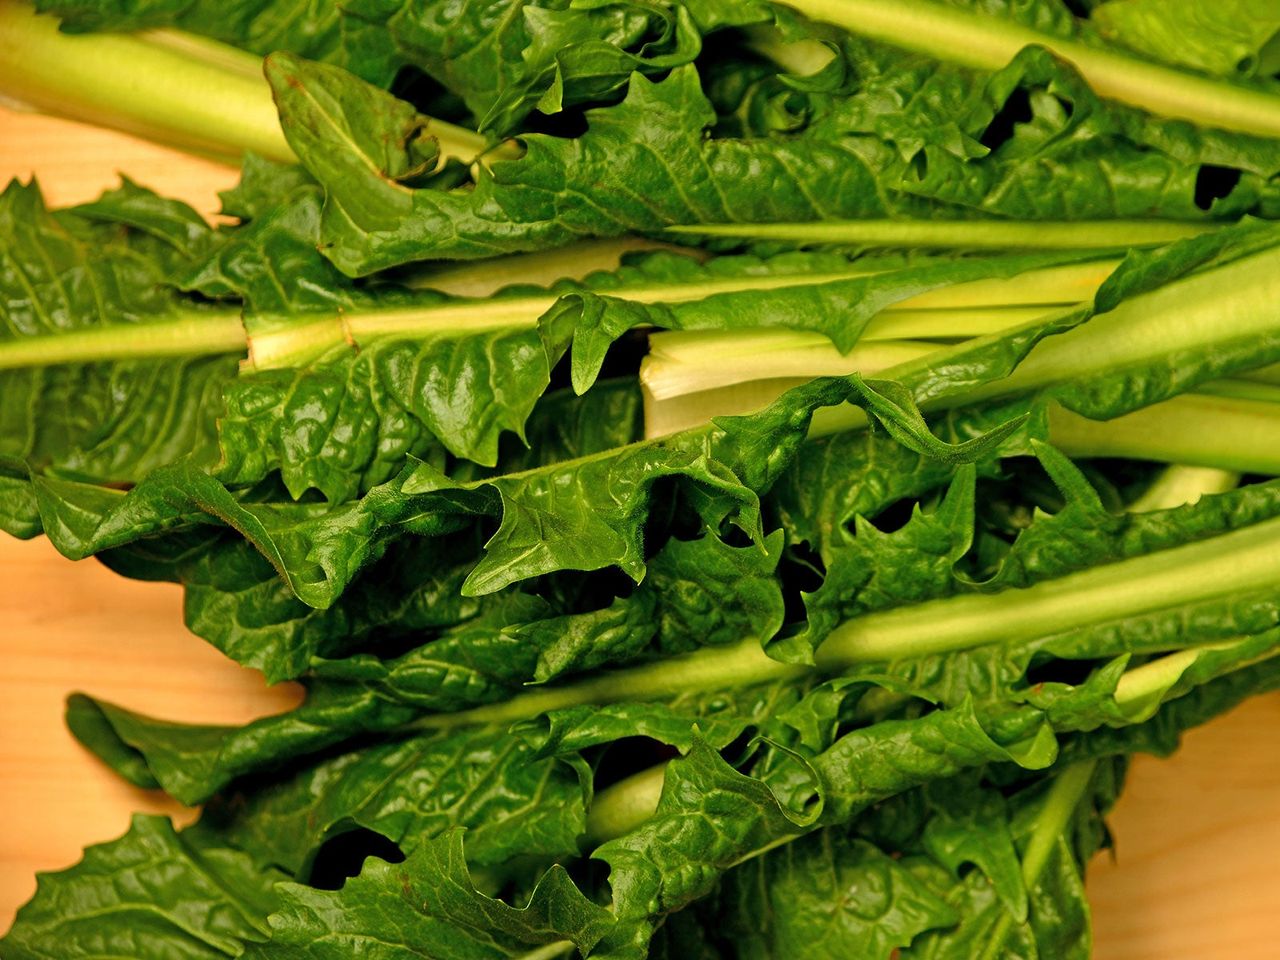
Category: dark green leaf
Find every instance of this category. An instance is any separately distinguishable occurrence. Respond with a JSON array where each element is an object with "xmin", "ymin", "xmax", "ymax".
[
  {"xmin": 244, "ymin": 830, "xmax": 613, "ymax": 959},
  {"xmin": 0, "ymin": 815, "xmax": 284, "ymax": 959},
  {"xmin": 211, "ymin": 724, "xmax": 586, "ymax": 874},
  {"xmin": 716, "ymin": 833, "xmax": 958, "ymax": 960}
]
